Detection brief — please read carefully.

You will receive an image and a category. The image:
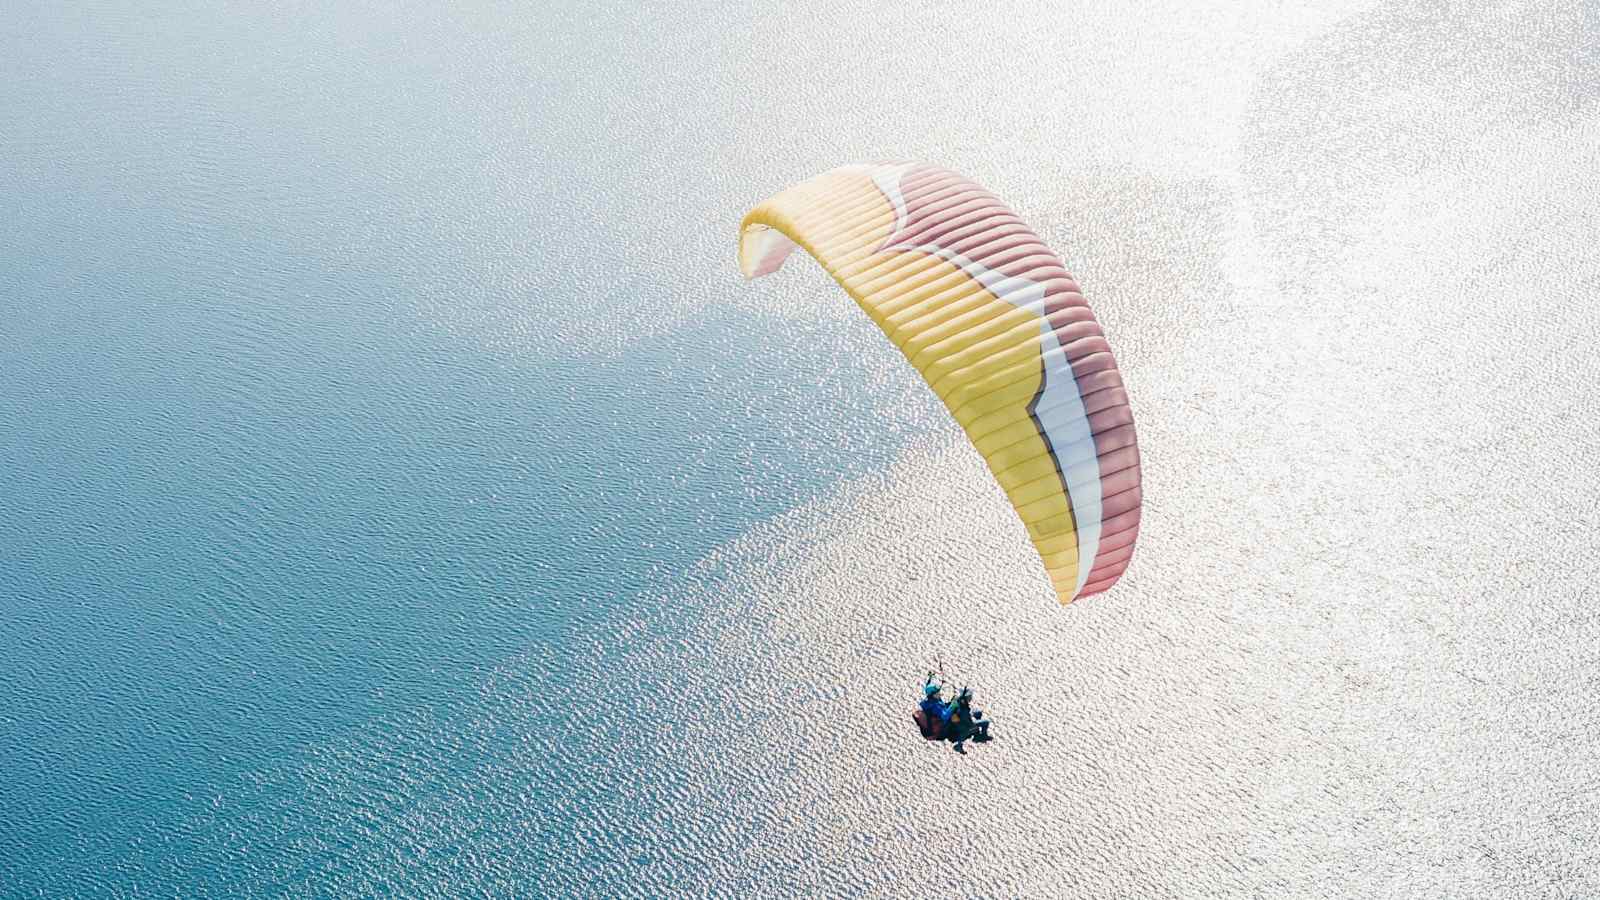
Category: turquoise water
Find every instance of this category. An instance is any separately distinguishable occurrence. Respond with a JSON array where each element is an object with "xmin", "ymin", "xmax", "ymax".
[
  {"xmin": 2, "ymin": 2, "xmax": 918, "ymax": 891},
  {"xmin": 6, "ymin": 1, "xmax": 1600, "ymax": 896}
]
